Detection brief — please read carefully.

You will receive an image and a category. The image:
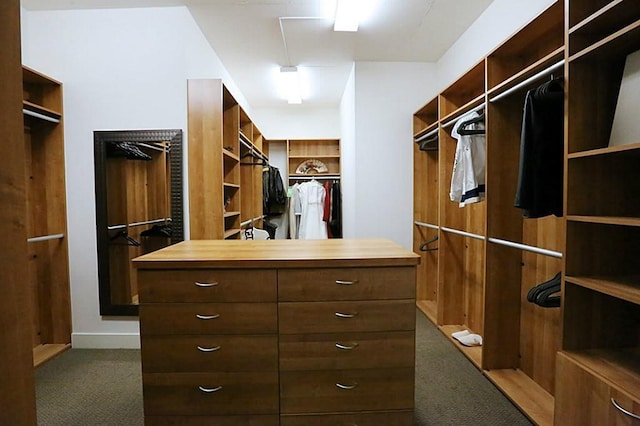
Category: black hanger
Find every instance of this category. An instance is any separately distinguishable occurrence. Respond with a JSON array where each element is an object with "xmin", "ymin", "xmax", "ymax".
[
  {"xmin": 109, "ymin": 230, "xmax": 141, "ymax": 246},
  {"xmin": 417, "ymin": 134, "xmax": 438, "ymax": 151},
  {"xmin": 107, "ymin": 142, "xmax": 152, "ymax": 160},
  {"xmin": 457, "ymin": 112, "xmax": 485, "ymax": 136},
  {"xmin": 140, "ymin": 224, "xmax": 172, "ymax": 238},
  {"xmin": 526, "ymin": 272, "xmax": 561, "ymax": 308},
  {"xmin": 419, "ymin": 235, "xmax": 438, "ymax": 252}
]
